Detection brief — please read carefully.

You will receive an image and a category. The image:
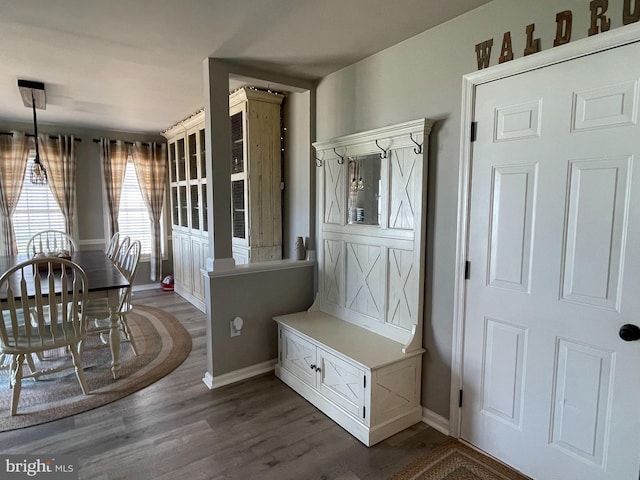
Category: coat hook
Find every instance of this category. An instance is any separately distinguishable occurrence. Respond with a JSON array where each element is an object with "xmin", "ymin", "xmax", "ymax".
[
  {"xmin": 375, "ymin": 140, "xmax": 387, "ymax": 159},
  {"xmin": 333, "ymin": 148, "xmax": 345, "ymax": 165},
  {"xmin": 409, "ymin": 133, "xmax": 423, "ymax": 154}
]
